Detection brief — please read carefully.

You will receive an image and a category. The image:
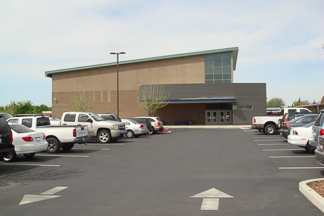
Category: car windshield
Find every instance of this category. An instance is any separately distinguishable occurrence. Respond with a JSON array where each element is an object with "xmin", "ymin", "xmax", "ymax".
[
  {"xmin": 303, "ymin": 121, "xmax": 315, "ymax": 128},
  {"xmin": 10, "ymin": 124, "xmax": 34, "ymax": 133},
  {"xmin": 128, "ymin": 119, "xmax": 140, "ymax": 124},
  {"xmin": 89, "ymin": 113, "xmax": 105, "ymax": 121}
]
